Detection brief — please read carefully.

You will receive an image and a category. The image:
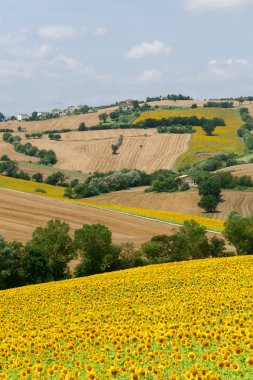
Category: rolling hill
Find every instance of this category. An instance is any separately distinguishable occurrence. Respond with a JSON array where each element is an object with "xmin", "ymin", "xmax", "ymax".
[
  {"xmin": 88, "ymin": 186, "xmax": 253, "ymax": 221},
  {"xmin": 0, "ymin": 188, "xmax": 179, "ymax": 245},
  {"xmin": 1, "ymin": 255, "xmax": 253, "ymax": 379}
]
